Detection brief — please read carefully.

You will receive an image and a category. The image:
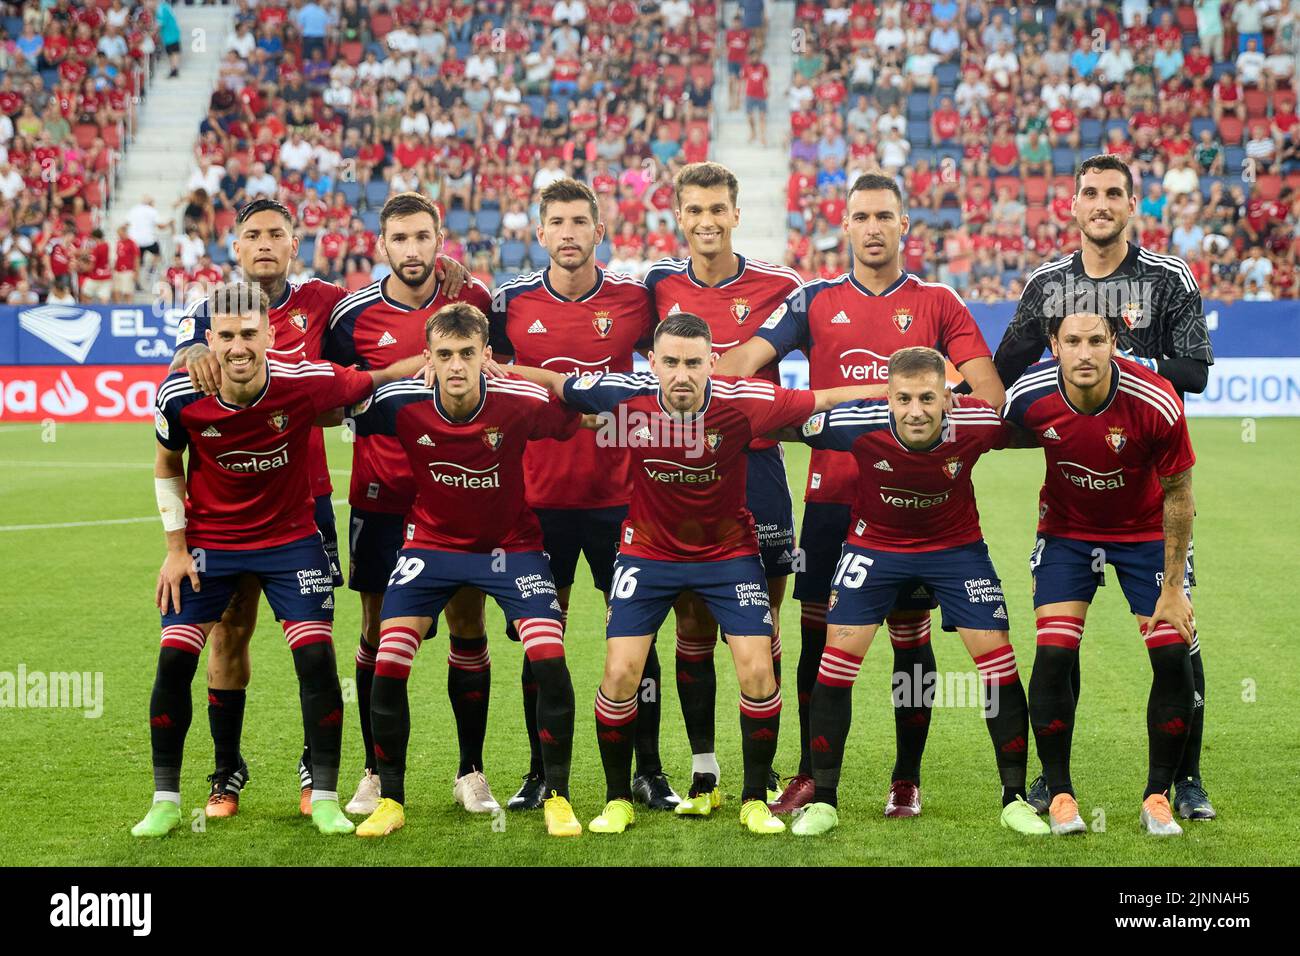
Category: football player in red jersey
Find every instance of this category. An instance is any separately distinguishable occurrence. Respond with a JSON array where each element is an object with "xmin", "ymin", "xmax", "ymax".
[
  {"xmin": 505, "ymin": 313, "xmax": 879, "ymax": 834},
  {"xmin": 167, "ymin": 199, "xmax": 472, "ymax": 818},
  {"xmin": 133, "ymin": 283, "xmax": 424, "ymax": 838},
  {"xmin": 770, "ymin": 347, "xmax": 1048, "ymax": 837},
  {"xmin": 349, "ymin": 303, "xmax": 584, "ymax": 839},
  {"xmin": 1004, "ymin": 311, "xmax": 1198, "ymax": 836},
  {"xmin": 716, "ymin": 173, "xmax": 1005, "ymax": 817},
  {"xmin": 487, "ymin": 179, "xmax": 669, "ymax": 811},
  {"xmin": 644, "ymin": 162, "xmax": 803, "ymax": 813},
  {"xmin": 328, "ymin": 193, "xmax": 496, "ymax": 817}
]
